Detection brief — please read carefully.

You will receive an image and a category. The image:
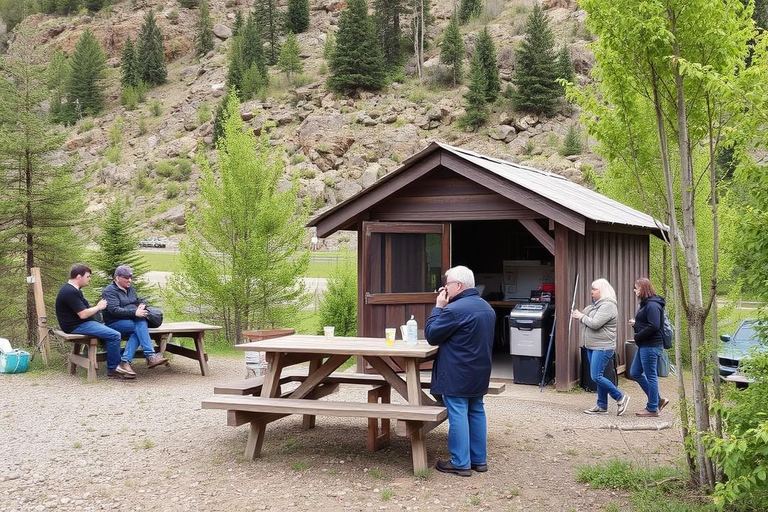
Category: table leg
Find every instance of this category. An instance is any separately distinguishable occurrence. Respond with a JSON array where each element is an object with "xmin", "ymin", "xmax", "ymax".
[
  {"xmin": 302, "ymin": 357, "xmax": 323, "ymax": 430},
  {"xmin": 245, "ymin": 420, "xmax": 266, "ymax": 459},
  {"xmin": 246, "ymin": 353, "xmax": 285, "ymax": 458},
  {"xmin": 366, "ymin": 384, "xmax": 391, "ymax": 452},
  {"xmin": 193, "ymin": 332, "xmax": 209, "ymax": 376}
]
